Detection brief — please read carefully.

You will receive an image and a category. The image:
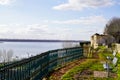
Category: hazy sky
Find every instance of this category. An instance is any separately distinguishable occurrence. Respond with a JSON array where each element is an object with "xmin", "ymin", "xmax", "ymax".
[{"xmin": 0, "ymin": 0, "xmax": 120, "ymax": 40}]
